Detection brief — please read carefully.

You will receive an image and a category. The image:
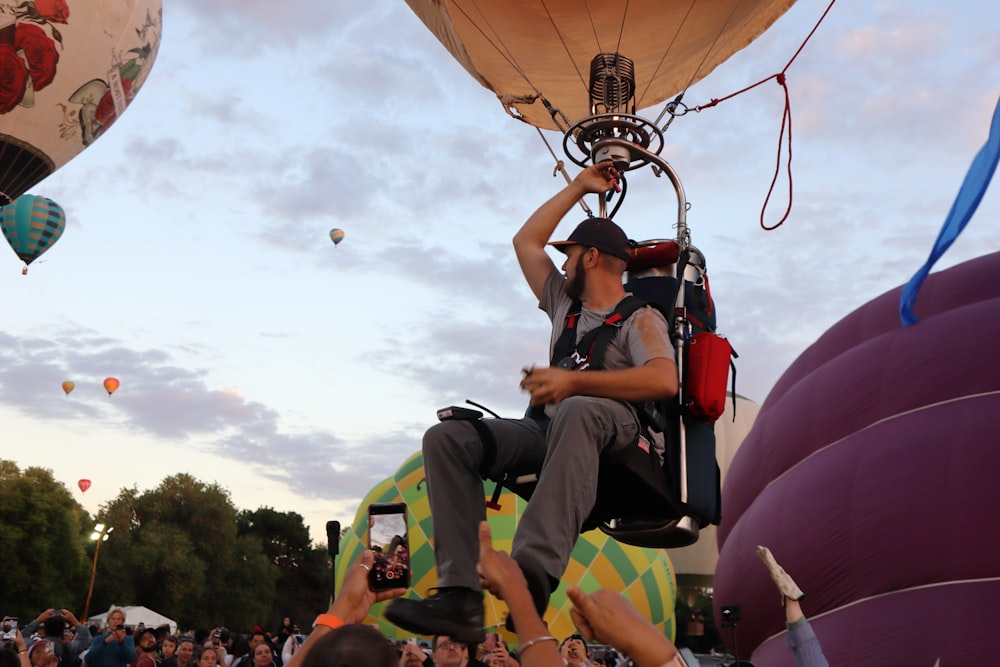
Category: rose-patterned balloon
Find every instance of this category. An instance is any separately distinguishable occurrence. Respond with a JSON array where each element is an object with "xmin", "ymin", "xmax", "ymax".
[{"xmin": 0, "ymin": 0, "xmax": 162, "ymax": 203}]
